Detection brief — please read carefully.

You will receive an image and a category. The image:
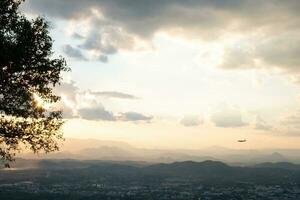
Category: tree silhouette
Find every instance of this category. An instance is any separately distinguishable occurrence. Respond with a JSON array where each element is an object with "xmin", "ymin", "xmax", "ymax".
[{"xmin": 0, "ymin": 0, "xmax": 69, "ymax": 164}]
